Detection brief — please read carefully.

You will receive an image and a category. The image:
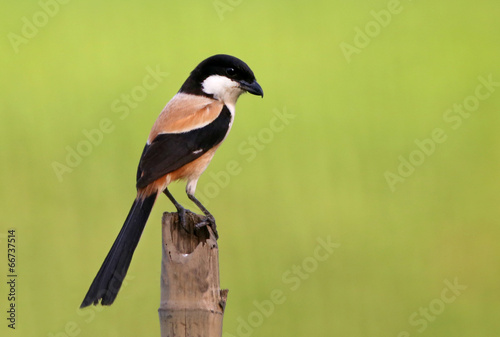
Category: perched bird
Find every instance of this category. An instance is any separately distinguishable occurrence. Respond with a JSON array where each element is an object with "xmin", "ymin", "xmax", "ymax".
[{"xmin": 80, "ymin": 54, "xmax": 263, "ymax": 307}]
